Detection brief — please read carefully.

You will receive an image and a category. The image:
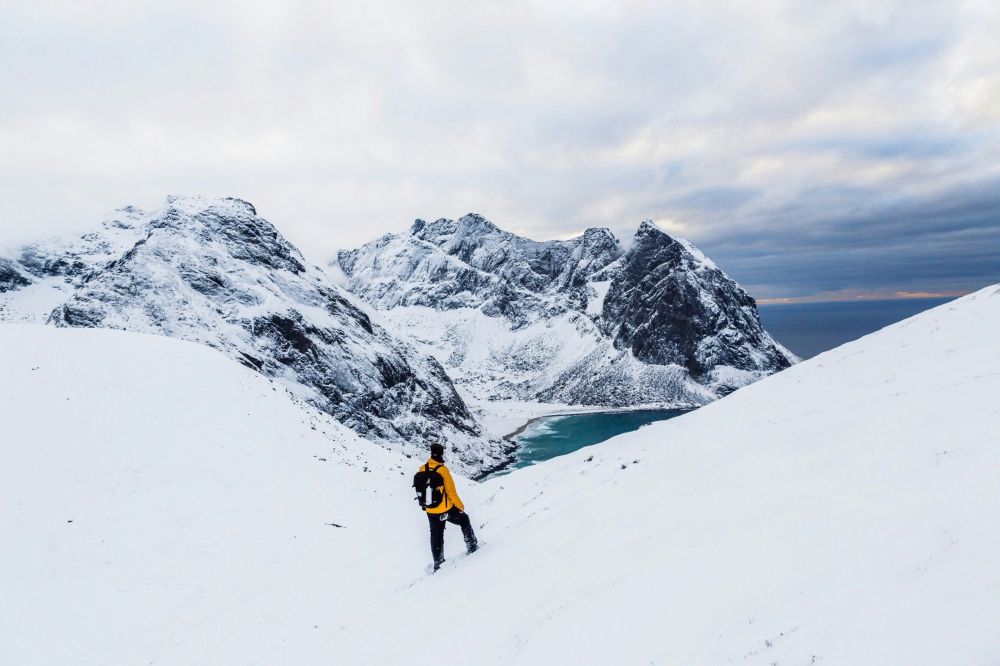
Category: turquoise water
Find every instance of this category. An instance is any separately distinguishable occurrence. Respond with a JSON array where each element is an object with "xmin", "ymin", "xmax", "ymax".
[{"xmin": 501, "ymin": 408, "xmax": 689, "ymax": 473}]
